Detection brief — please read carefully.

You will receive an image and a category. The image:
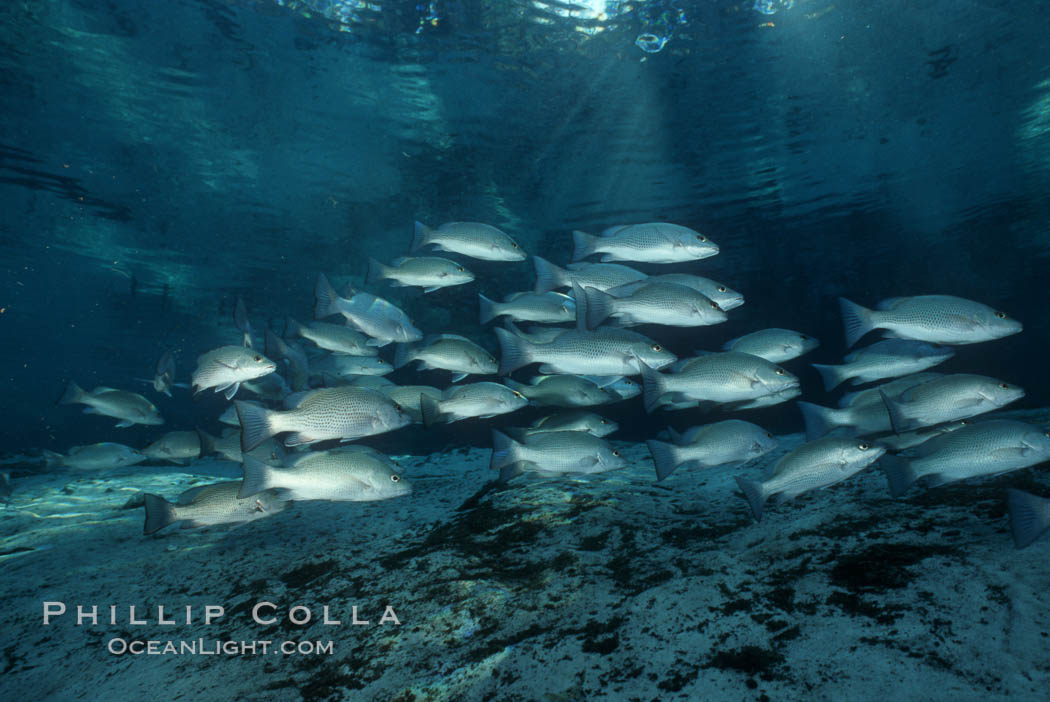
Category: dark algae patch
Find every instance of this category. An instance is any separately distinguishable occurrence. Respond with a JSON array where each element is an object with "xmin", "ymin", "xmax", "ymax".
[
  {"xmin": 705, "ymin": 645, "xmax": 787, "ymax": 681},
  {"xmin": 829, "ymin": 543, "xmax": 959, "ymax": 592}
]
